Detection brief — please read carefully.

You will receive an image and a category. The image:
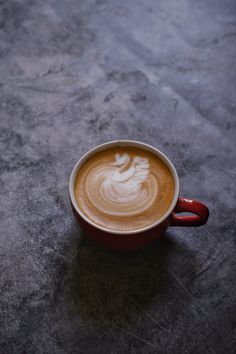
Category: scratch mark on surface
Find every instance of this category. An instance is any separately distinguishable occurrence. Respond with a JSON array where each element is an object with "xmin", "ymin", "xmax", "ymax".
[
  {"xmin": 65, "ymin": 324, "xmax": 108, "ymax": 345},
  {"xmin": 123, "ymin": 292, "xmax": 170, "ymax": 333},
  {"xmin": 29, "ymin": 239, "xmax": 66, "ymax": 260},
  {"xmin": 16, "ymin": 338, "xmax": 32, "ymax": 352},
  {"xmin": 172, "ymin": 98, "xmax": 179, "ymax": 110},
  {"xmin": 28, "ymin": 255, "xmax": 53, "ymax": 281},
  {"xmin": 203, "ymin": 228, "xmax": 217, "ymax": 240},
  {"xmin": 109, "ymin": 328, "xmax": 122, "ymax": 348},
  {"xmin": 168, "ymin": 270, "xmax": 210, "ymax": 322},
  {"xmin": 16, "ymin": 84, "xmax": 69, "ymax": 95},
  {"xmin": 78, "ymin": 298, "xmax": 156, "ymax": 347},
  {"xmin": 91, "ymin": 308, "xmax": 156, "ymax": 348},
  {"xmin": 88, "ymin": 273, "xmax": 169, "ymax": 335},
  {"xmin": 191, "ymin": 245, "xmax": 225, "ymax": 280}
]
